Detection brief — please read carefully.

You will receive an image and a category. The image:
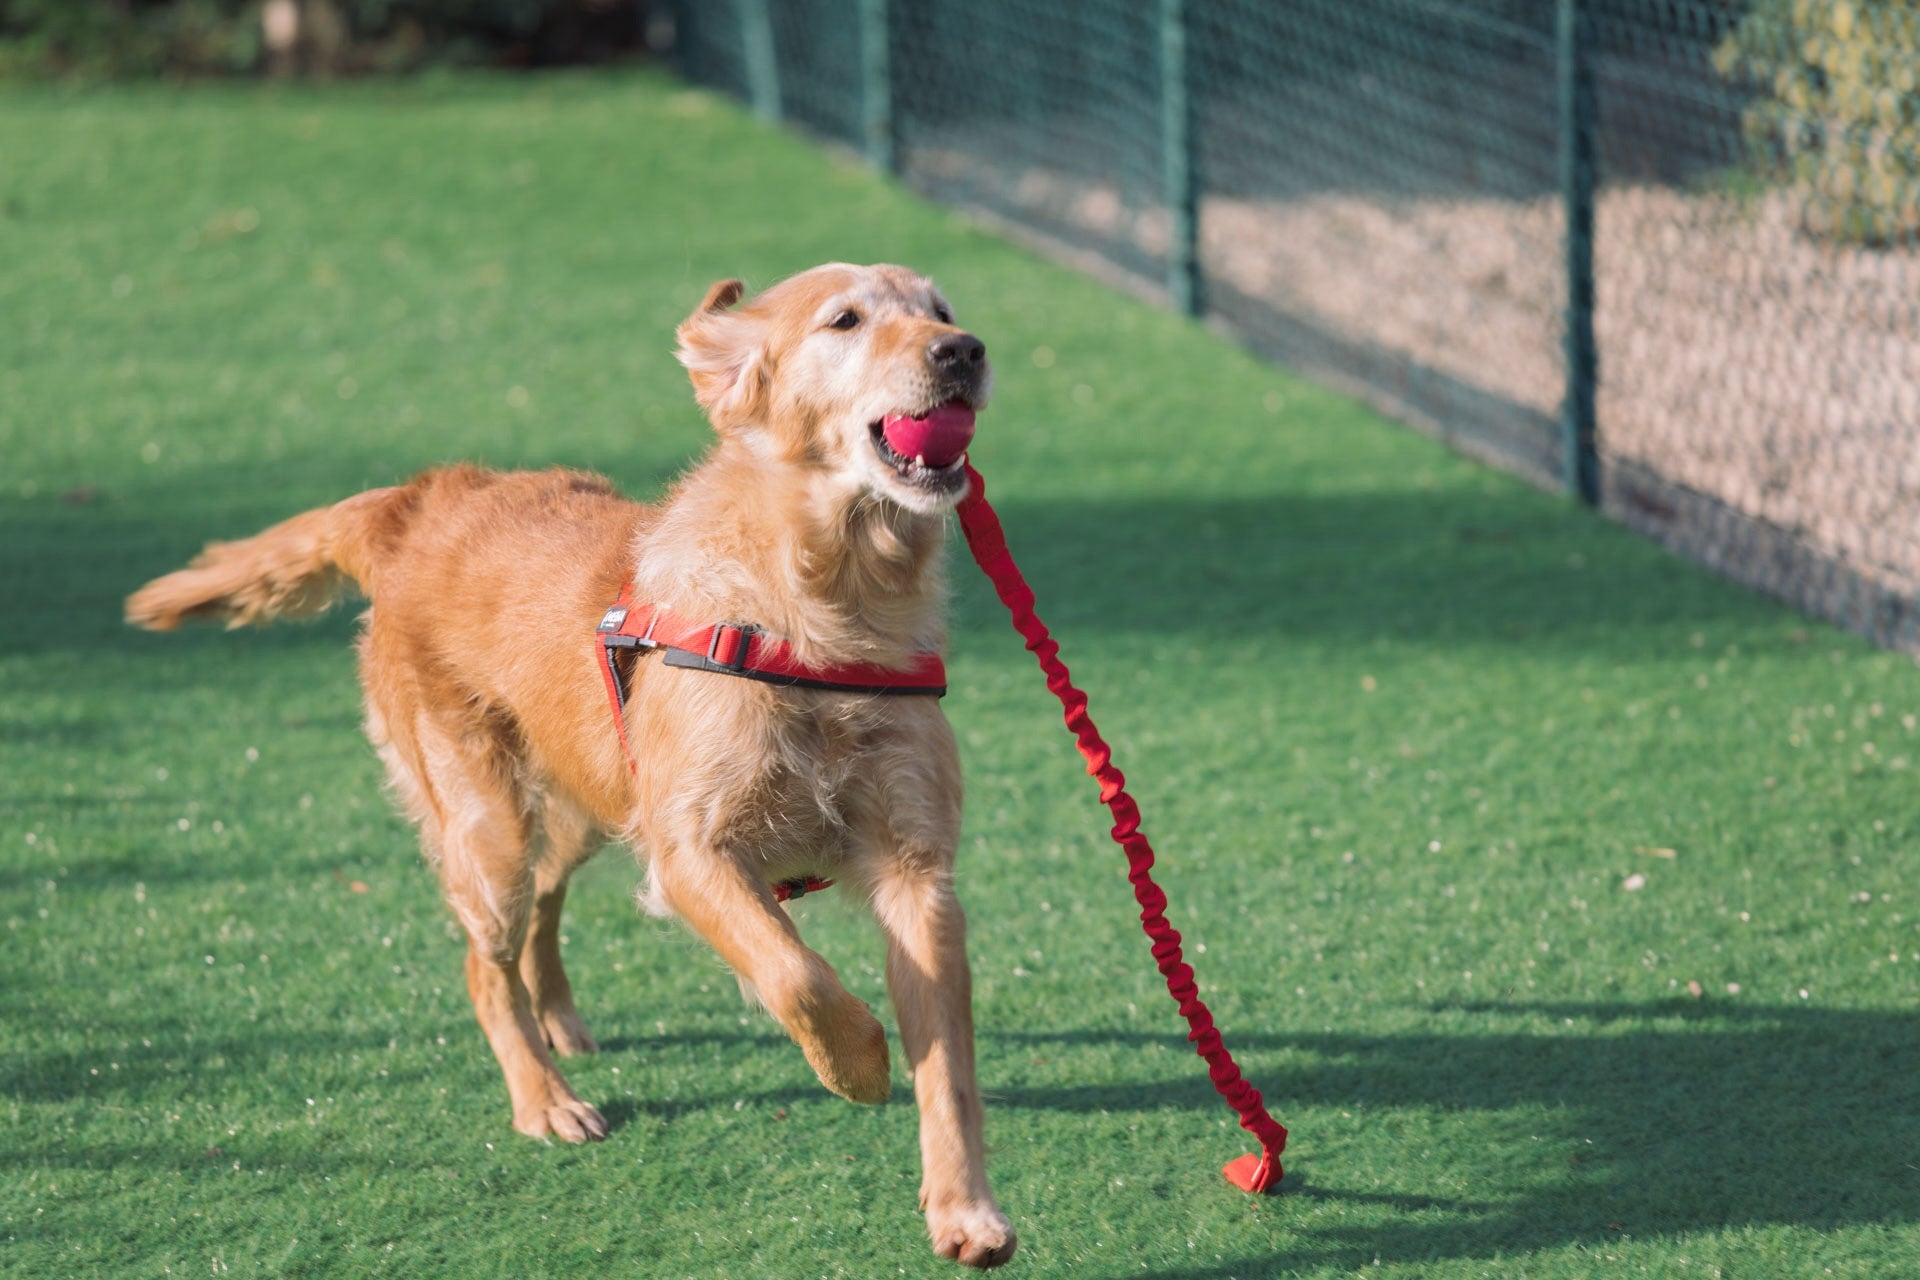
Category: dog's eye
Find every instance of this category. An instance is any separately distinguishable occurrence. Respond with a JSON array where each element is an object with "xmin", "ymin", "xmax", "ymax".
[
  {"xmin": 828, "ymin": 310, "xmax": 861, "ymax": 331},
  {"xmin": 933, "ymin": 305, "xmax": 954, "ymax": 324}
]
